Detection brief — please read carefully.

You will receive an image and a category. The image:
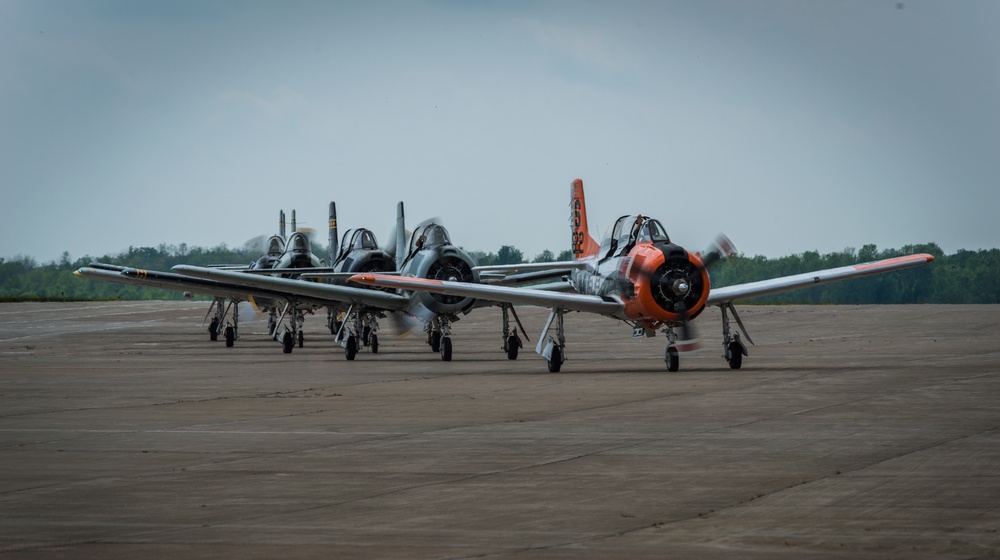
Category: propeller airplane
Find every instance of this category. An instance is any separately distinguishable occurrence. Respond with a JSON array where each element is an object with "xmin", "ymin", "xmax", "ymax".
[
  {"xmin": 75, "ymin": 207, "xmax": 329, "ymax": 350},
  {"xmin": 349, "ymin": 178, "xmax": 936, "ymax": 372},
  {"xmin": 170, "ymin": 202, "xmax": 531, "ymax": 361}
]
